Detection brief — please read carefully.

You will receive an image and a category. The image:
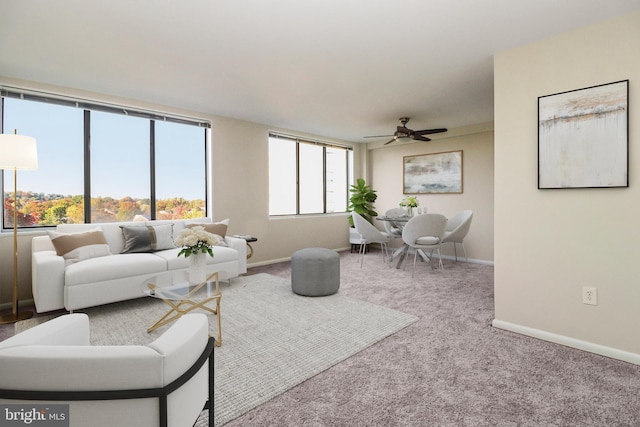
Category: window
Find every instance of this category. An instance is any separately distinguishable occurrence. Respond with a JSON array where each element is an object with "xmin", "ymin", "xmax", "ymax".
[
  {"xmin": 1, "ymin": 89, "xmax": 209, "ymax": 229},
  {"xmin": 155, "ymin": 120, "xmax": 207, "ymax": 219},
  {"xmin": 268, "ymin": 133, "xmax": 353, "ymax": 216}
]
